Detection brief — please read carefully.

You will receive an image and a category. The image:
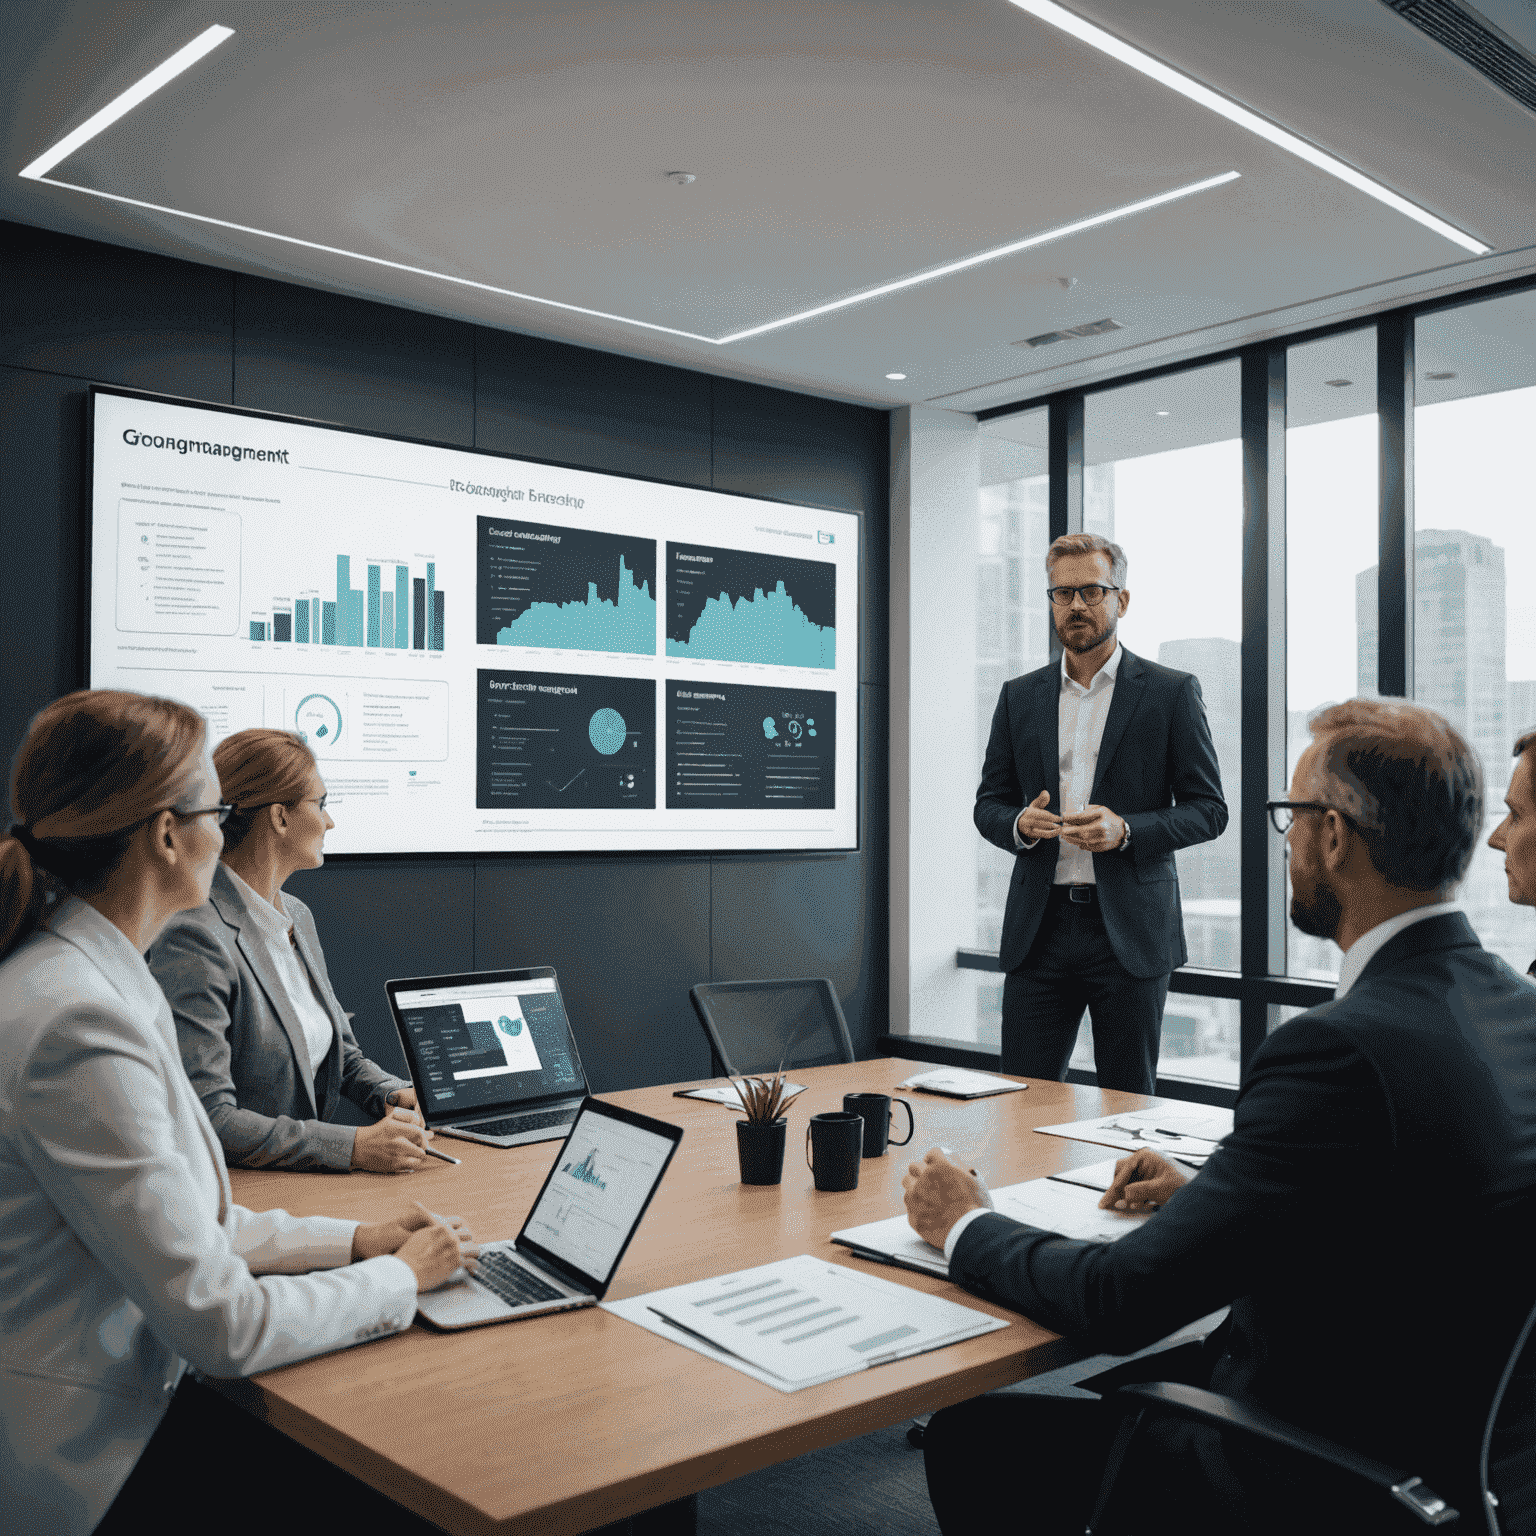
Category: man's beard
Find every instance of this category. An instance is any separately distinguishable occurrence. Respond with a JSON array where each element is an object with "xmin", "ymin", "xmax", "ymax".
[
  {"xmin": 1059, "ymin": 614, "xmax": 1115, "ymax": 653},
  {"xmin": 1290, "ymin": 875, "xmax": 1343, "ymax": 941}
]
